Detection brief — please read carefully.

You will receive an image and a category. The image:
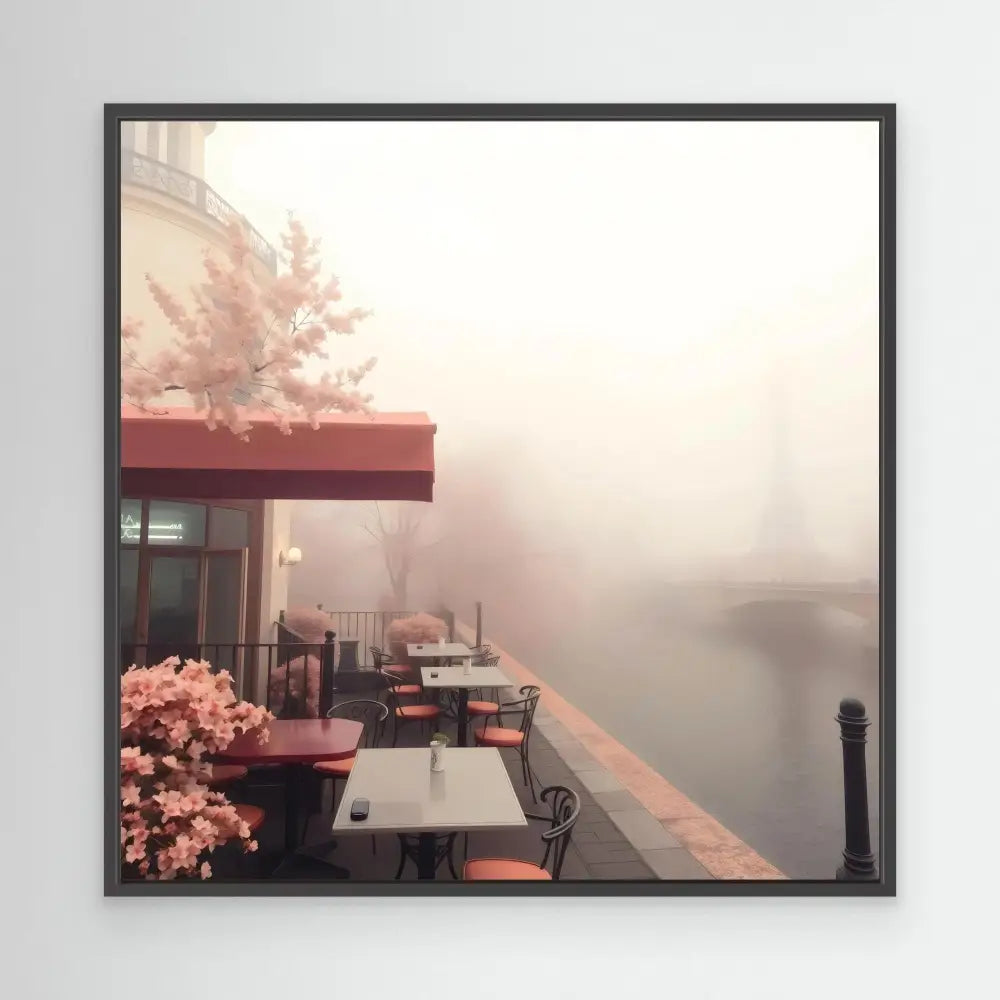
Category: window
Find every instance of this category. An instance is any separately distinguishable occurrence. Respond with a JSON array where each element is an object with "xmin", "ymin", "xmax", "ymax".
[
  {"xmin": 147, "ymin": 500, "xmax": 207, "ymax": 547},
  {"xmin": 209, "ymin": 507, "xmax": 249, "ymax": 548},
  {"xmin": 117, "ymin": 498, "xmax": 259, "ymax": 672},
  {"xmin": 120, "ymin": 498, "xmax": 142, "ymax": 543}
]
